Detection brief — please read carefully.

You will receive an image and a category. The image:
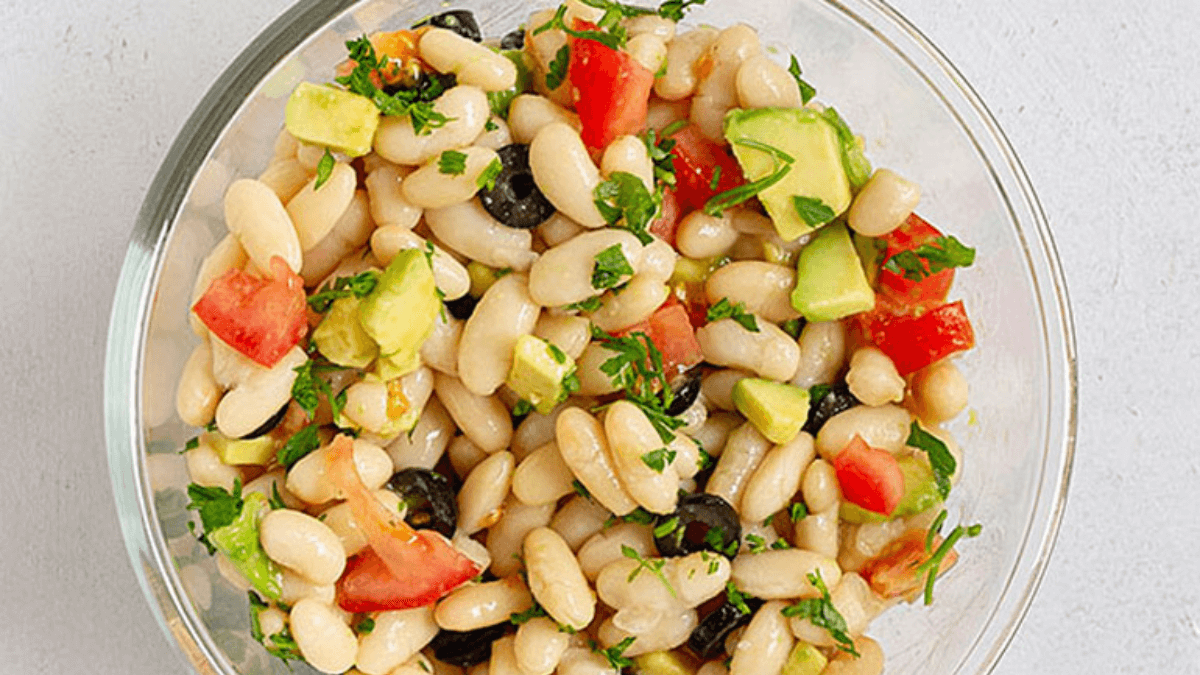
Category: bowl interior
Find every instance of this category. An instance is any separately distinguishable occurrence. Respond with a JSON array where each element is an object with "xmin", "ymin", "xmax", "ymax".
[{"xmin": 106, "ymin": 1, "xmax": 1075, "ymax": 673}]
